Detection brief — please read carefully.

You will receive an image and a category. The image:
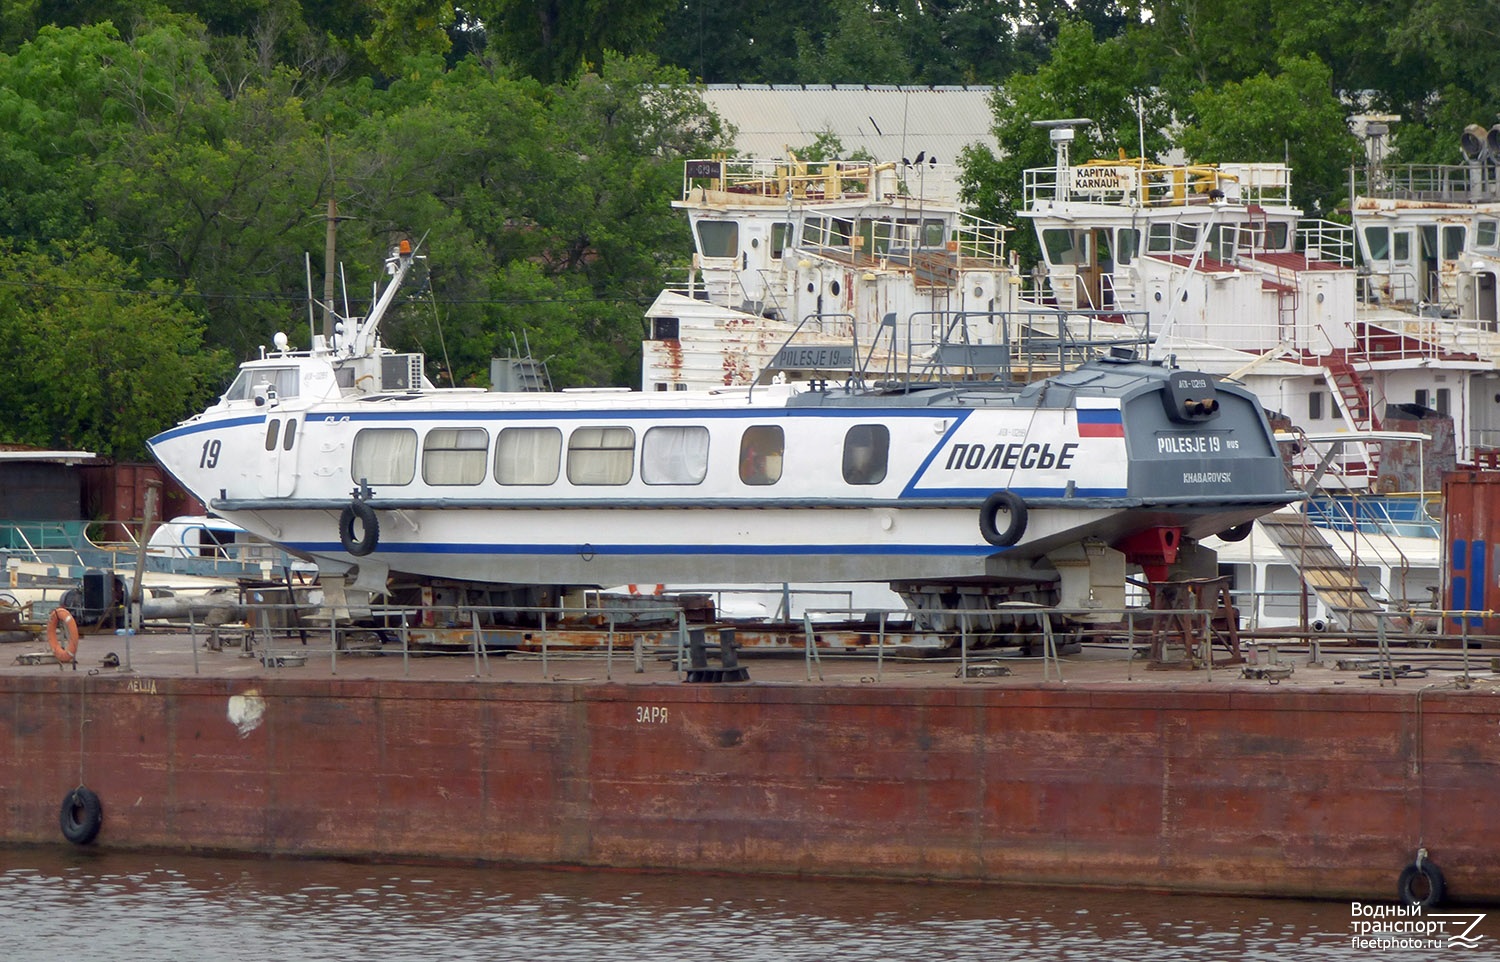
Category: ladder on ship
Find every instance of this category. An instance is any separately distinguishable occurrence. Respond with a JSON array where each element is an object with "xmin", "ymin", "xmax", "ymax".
[
  {"xmin": 1257, "ymin": 510, "xmax": 1386, "ymax": 634},
  {"xmin": 1321, "ymin": 349, "xmax": 1382, "ymax": 478}
]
